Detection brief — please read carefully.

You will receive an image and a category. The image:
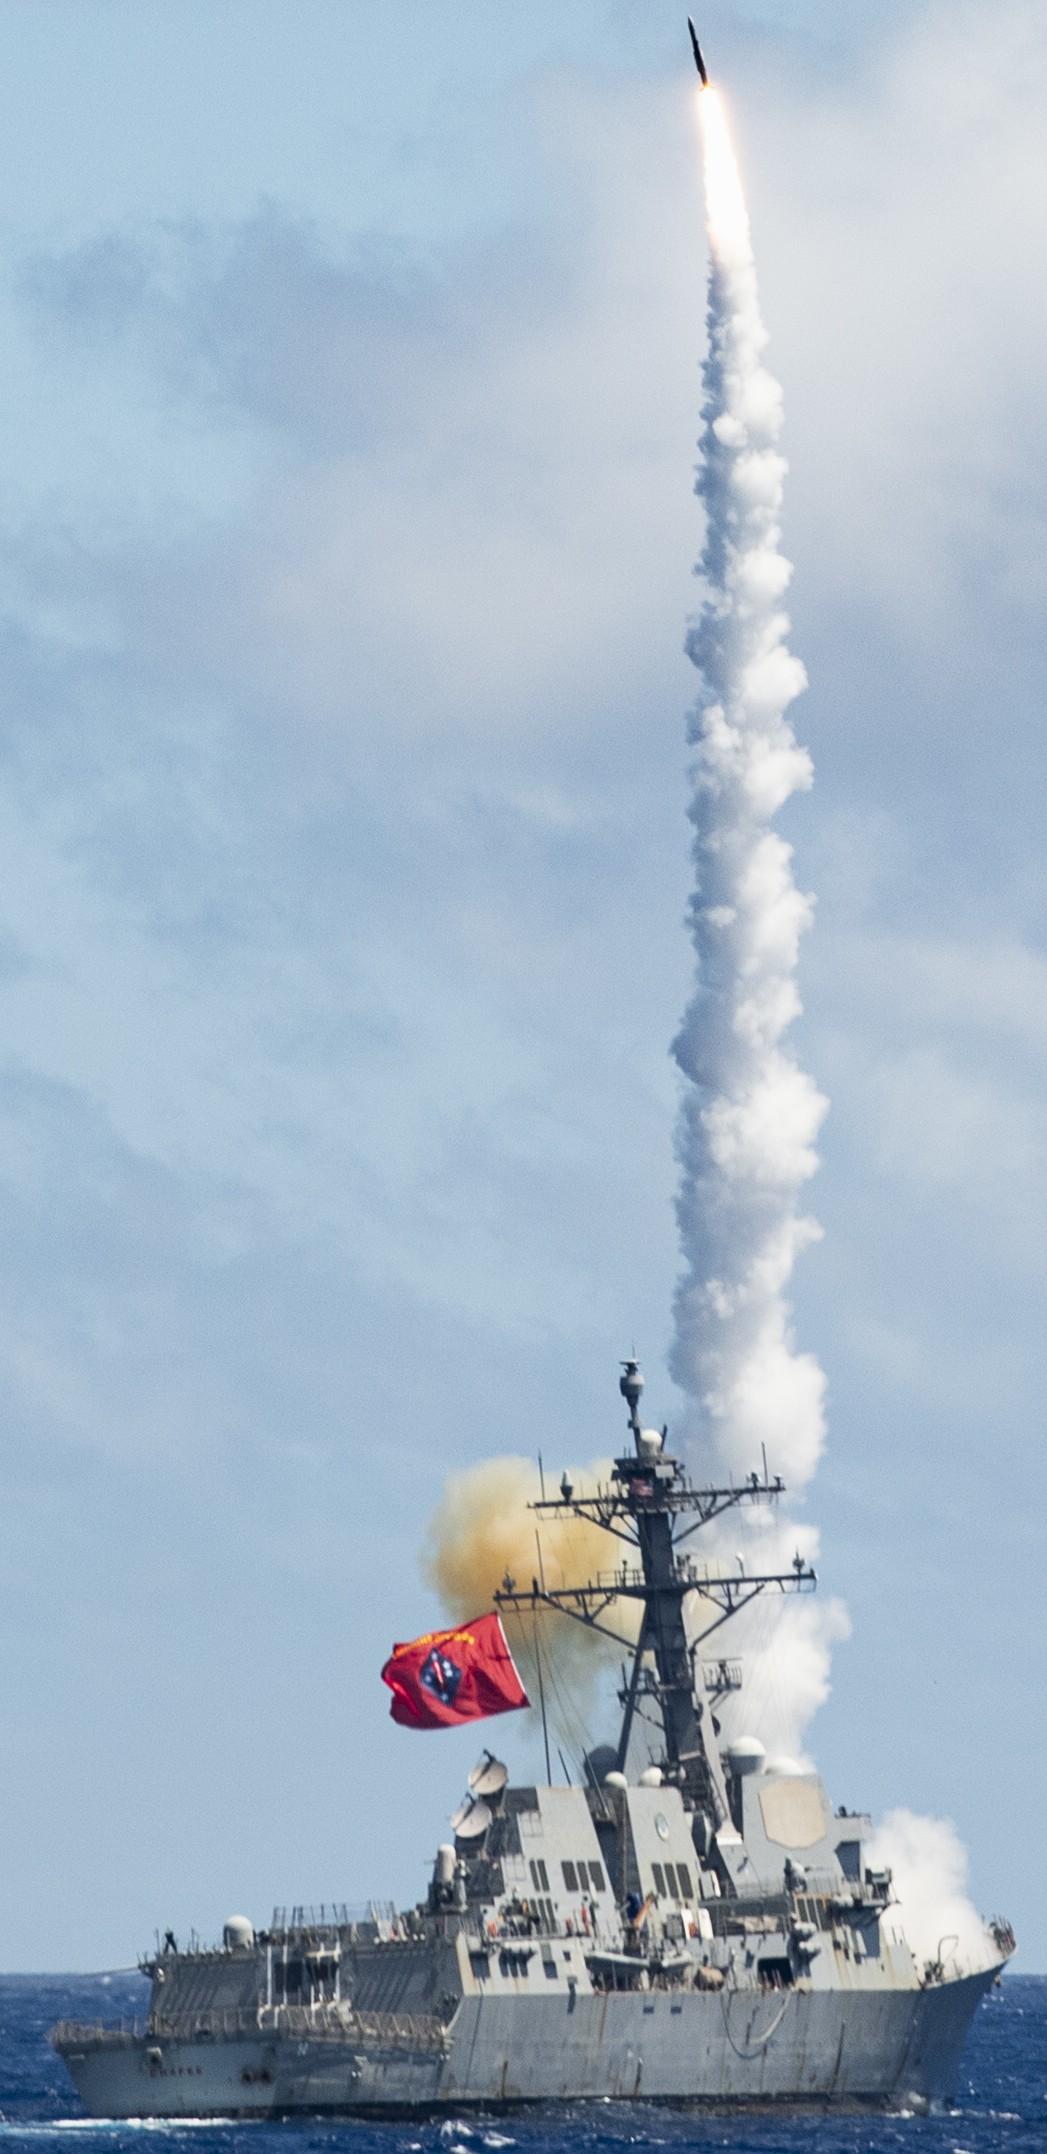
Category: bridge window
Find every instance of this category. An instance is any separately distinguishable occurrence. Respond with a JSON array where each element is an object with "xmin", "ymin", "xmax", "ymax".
[
  {"xmin": 676, "ymin": 1862, "xmax": 693, "ymax": 1901},
  {"xmin": 652, "ymin": 1863, "xmax": 665, "ymax": 1896},
  {"xmin": 561, "ymin": 1861, "xmax": 578, "ymax": 1892}
]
